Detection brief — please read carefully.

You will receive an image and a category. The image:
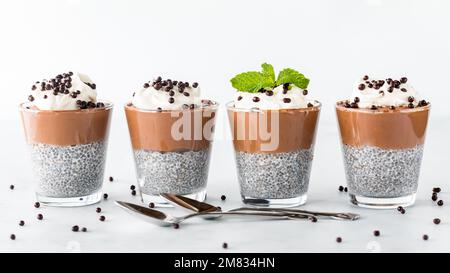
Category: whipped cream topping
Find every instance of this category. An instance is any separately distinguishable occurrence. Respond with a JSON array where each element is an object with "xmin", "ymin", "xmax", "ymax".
[
  {"xmin": 233, "ymin": 84, "xmax": 315, "ymax": 110},
  {"xmin": 348, "ymin": 76, "xmax": 428, "ymax": 109},
  {"xmin": 131, "ymin": 77, "xmax": 202, "ymax": 111},
  {"xmin": 28, "ymin": 72, "xmax": 101, "ymax": 110}
]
